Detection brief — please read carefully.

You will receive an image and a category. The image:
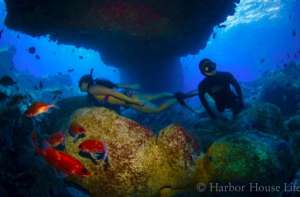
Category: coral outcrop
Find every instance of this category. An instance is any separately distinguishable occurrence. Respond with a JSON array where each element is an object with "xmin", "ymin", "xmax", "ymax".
[
  {"xmin": 65, "ymin": 107, "xmax": 196, "ymax": 196},
  {"xmin": 194, "ymin": 131, "xmax": 295, "ymax": 194},
  {"xmin": 233, "ymin": 103, "xmax": 283, "ymax": 134}
]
